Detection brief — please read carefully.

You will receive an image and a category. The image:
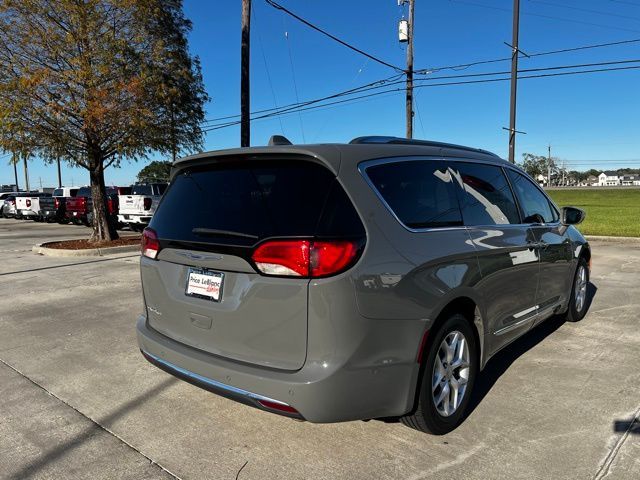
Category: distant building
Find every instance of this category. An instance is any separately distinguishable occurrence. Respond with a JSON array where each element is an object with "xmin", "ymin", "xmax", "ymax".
[
  {"xmin": 598, "ymin": 171, "xmax": 620, "ymax": 186},
  {"xmin": 585, "ymin": 175, "xmax": 599, "ymax": 186},
  {"xmin": 621, "ymin": 174, "xmax": 640, "ymax": 186}
]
